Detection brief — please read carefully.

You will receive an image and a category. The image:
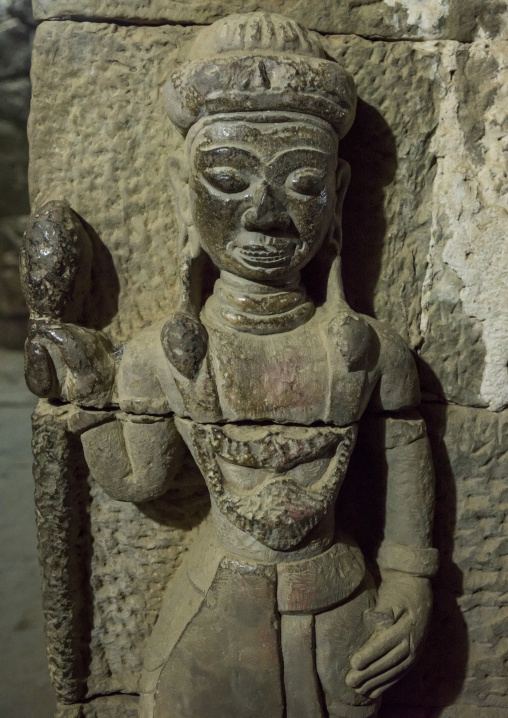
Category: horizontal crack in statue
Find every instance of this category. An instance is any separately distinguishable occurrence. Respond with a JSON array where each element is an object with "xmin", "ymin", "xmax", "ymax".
[{"xmin": 21, "ymin": 12, "xmax": 438, "ymax": 718}]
